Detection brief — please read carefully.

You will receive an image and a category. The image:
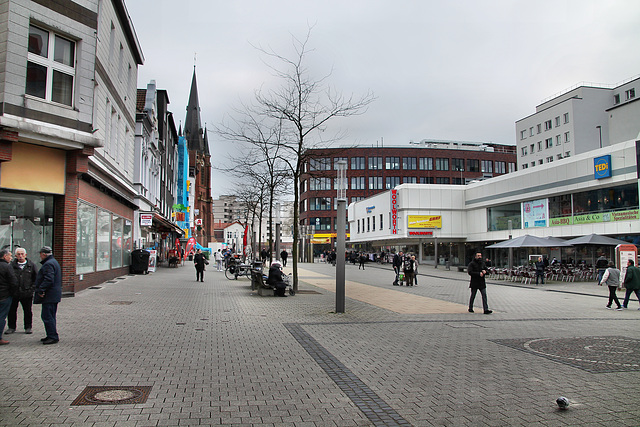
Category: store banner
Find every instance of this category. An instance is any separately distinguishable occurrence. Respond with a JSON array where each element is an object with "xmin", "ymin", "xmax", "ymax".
[
  {"xmin": 522, "ymin": 198, "xmax": 548, "ymax": 228},
  {"xmin": 552, "ymin": 209, "xmax": 640, "ymax": 226},
  {"xmin": 407, "ymin": 215, "xmax": 442, "ymax": 229}
]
